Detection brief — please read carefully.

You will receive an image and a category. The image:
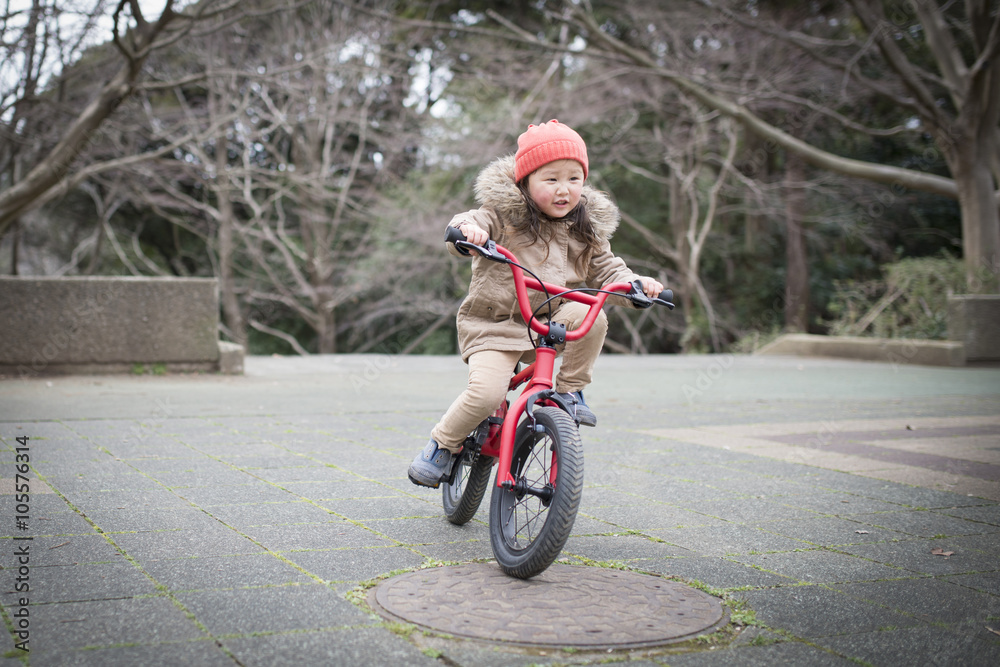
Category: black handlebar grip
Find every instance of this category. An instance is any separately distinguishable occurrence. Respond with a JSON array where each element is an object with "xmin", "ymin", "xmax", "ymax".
[
  {"xmin": 653, "ymin": 288, "xmax": 675, "ymax": 310},
  {"xmin": 445, "ymin": 225, "xmax": 471, "ymax": 255},
  {"xmin": 445, "ymin": 225, "xmax": 467, "ymax": 244}
]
